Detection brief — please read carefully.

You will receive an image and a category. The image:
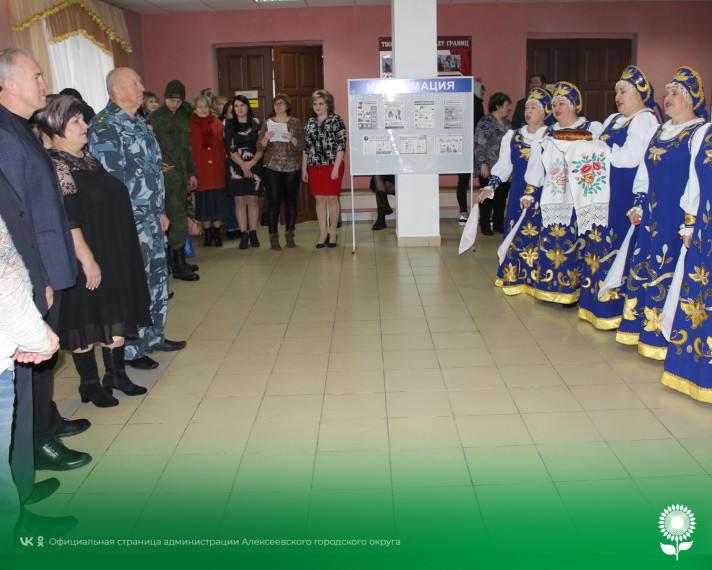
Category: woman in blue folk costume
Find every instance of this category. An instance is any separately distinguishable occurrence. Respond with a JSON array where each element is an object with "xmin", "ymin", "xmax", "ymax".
[
  {"xmin": 578, "ymin": 66, "xmax": 660, "ymax": 329},
  {"xmin": 525, "ymin": 82, "xmax": 603, "ymax": 305},
  {"xmin": 616, "ymin": 66, "xmax": 707, "ymax": 359},
  {"xmin": 476, "ymin": 88, "xmax": 552, "ymax": 295},
  {"xmin": 663, "ymin": 122, "xmax": 712, "ymax": 402}
]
